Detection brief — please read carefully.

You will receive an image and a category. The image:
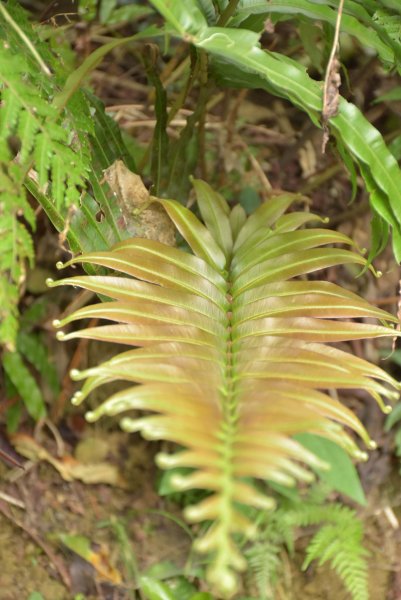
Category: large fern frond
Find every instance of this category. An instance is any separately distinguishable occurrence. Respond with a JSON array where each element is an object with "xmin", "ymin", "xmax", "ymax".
[
  {"xmin": 49, "ymin": 180, "xmax": 400, "ymax": 597},
  {"xmin": 0, "ymin": 1, "xmax": 93, "ymax": 348}
]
